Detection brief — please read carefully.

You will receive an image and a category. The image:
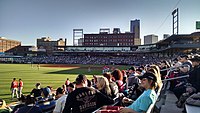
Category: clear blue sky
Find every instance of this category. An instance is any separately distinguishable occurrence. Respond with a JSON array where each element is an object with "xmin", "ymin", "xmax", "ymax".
[{"xmin": 0, "ymin": 0, "xmax": 199, "ymax": 46}]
